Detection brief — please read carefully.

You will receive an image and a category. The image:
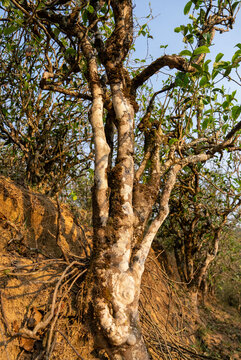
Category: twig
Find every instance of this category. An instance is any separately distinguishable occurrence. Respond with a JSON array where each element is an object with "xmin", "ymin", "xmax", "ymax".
[
  {"xmin": 0, "ymin": 258, "xmax": 70, "ymax": 270},
  {"xmin": 56, "ymin": 196, "xmax": 69, "ymax": 263},
  {"xmin": 45, "ymin": 268, "xmax": 87, "ymax": 356},
  {"xmin": 78, "ymin": 224, "xmax": 92, "ymax": 258},
  {"xmin": 0, "ymin": 290, "xmax": 13, "ymax": 336},
  {"xmin": 0, "ymin": 325, "xmax": 11, "ymax": 360},
  {"xmin": 45, "ymin": 332, "xmax": 57, "ymax": 360},
  {"xmin": 17, "ymin": 261, "xmax": 80, "ymax": 338},
  {"xmin": 57, "ymin": 330, "xmax": 86, "ymax": 360}
]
